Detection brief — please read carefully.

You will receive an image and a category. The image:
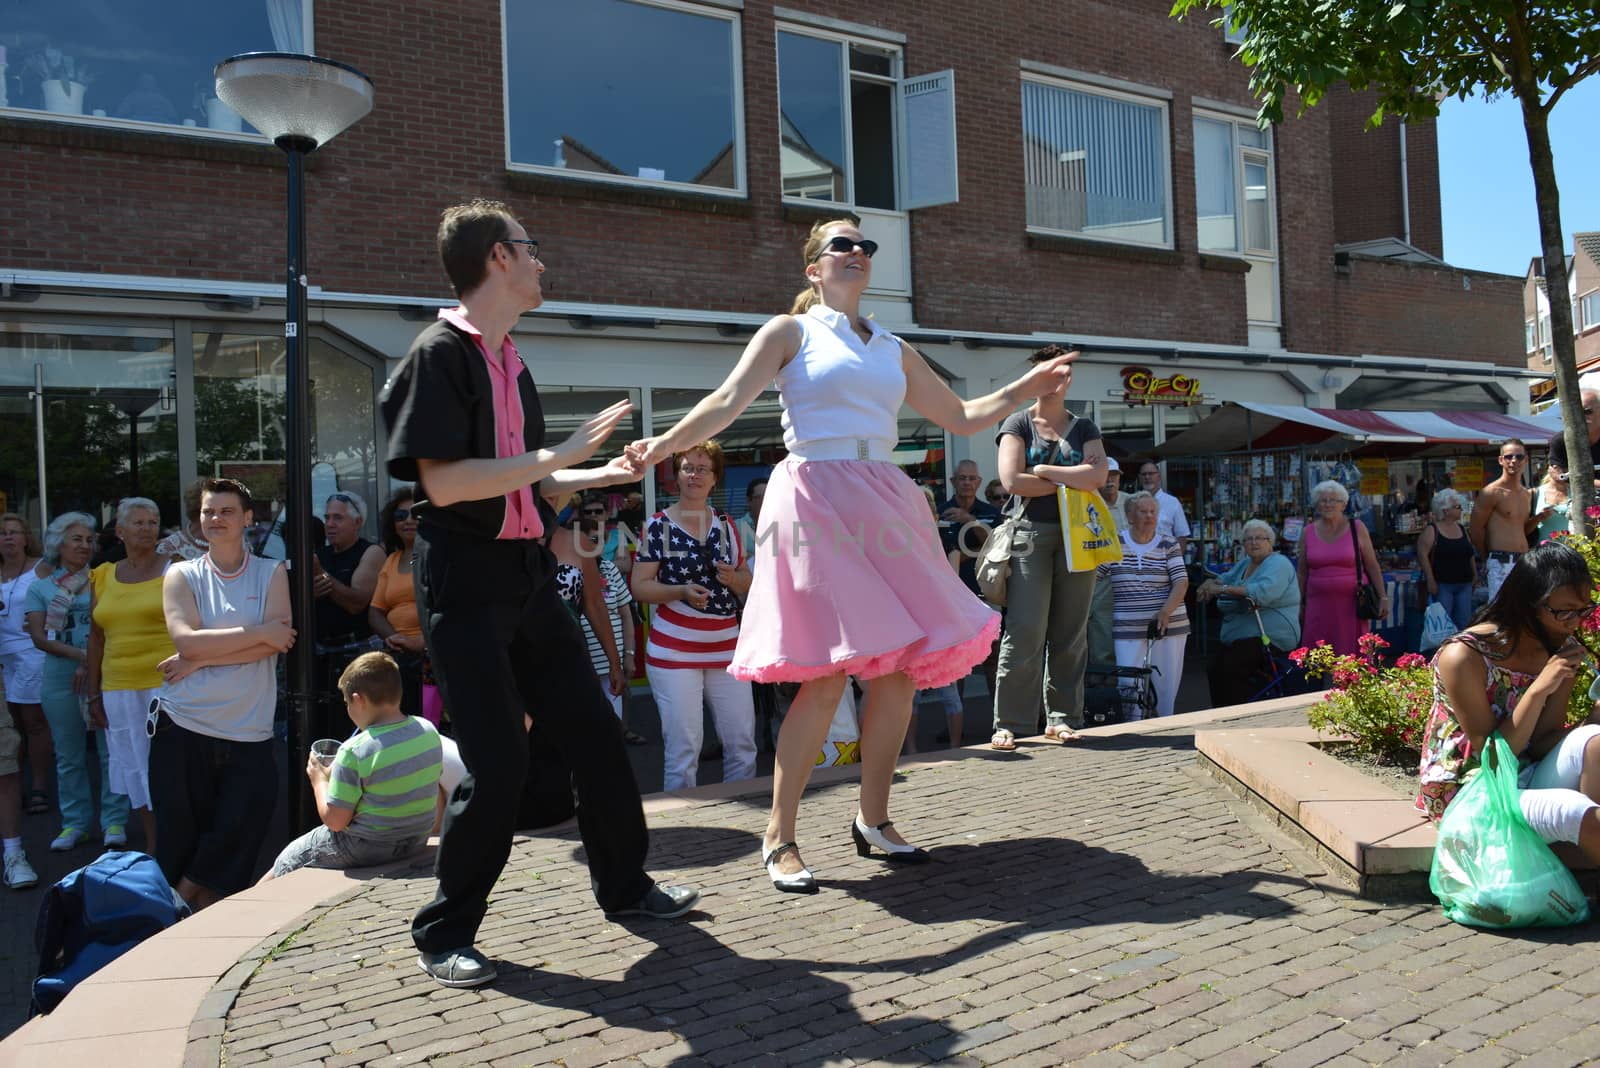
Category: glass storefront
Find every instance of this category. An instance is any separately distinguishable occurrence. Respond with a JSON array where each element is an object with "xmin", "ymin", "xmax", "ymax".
[{"xmin": 0, "ymin": 318, "xmax": 383, "ymax": 541}]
